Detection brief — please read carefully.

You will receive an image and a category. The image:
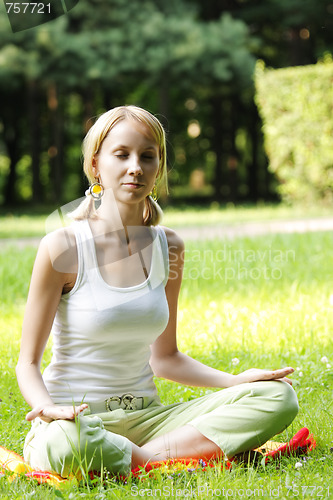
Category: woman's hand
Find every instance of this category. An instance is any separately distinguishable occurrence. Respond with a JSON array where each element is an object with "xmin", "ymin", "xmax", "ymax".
[
  {"xmin": 232, "ymin": 367, "xmax": 295, "ymax": 386},
  {"xmin": 26, "ymin": 403, "xmax": 88, "ymax": 423}
]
